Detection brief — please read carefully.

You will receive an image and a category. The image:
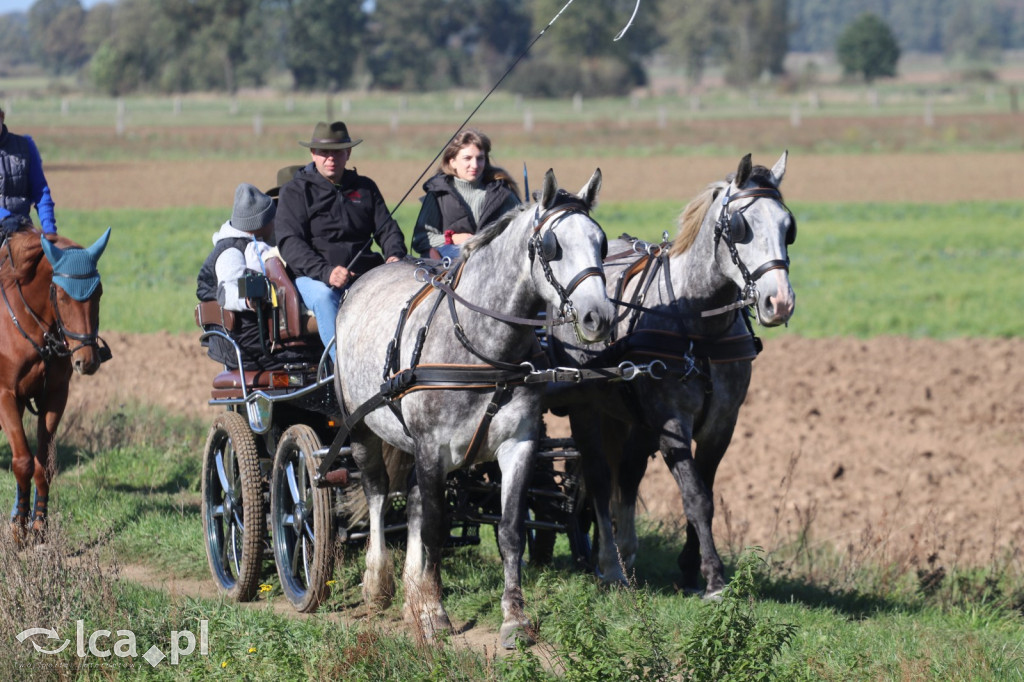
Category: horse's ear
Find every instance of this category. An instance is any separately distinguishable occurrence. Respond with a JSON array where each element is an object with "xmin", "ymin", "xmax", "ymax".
[
  {"xmin": 769, "ymin": 150, "xmax": 788, "ymax": 187},
  {"xmin": 578, "ymin": 168, "xmax": 602, "ymax": 210},
  {"xmin": 85, "ymin": 227, "xmax": 112, "ymax": 262},
  {"xmin": 40, "ymin": 233, "xmax": 63, "ymax": 265},
  {"xmin": 540, "ymin": 169, "xmax": 558, "ymax": 209},
  {"xmin": 735, "ymin": 153, "xmax": 752, "ymax": 187}
]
